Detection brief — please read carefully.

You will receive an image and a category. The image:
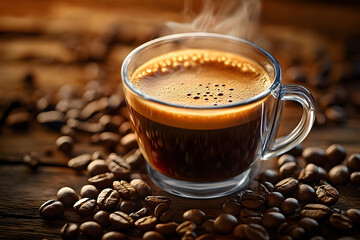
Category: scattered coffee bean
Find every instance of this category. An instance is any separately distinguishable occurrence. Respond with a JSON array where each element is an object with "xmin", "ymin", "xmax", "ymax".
[
  {"xmin": 80, "ymin": 184, "xmax": 99, "ymax": 199},
  {"xmin": 316, "ymin": 185, "xmax": 339, "ymax": 205},
  {"xmin": 39, "ymin": 199, "xmax": 65, "ymax": 219},
  {"xmin": 329, "ymin": 213, "xmax": 353, "ymax": 231},
  {"xmin": 37, "ymin": 111, "xmax": 64, "ymax": 129},
  {"xmin": 130, "ymin": 207, "xmax": 151, "ymax": 221},
  {"xmin": 240, "ymin": 190, "xmax": 265, "ymax": 209},
  {"xmin": 142, "ymin": 231, "xmax": 165, "ymax": 240},
  {"xmin": 87, "ymin": 159, "xmax": 108, "ymax": 176},
  {"xmin": 120, "ymin": 133, "xmax": 138, "ymax": 149},
  {"xmin": 297, "ymin": 183, "xmax": 316, "ymax": 202},
  {"xmin": 222, "ymin": 200, "xmax": 241, "ymax": 216},
  {"xmin": 182, "ymin": 231, "xmax": 197, "ymax": 240},
  {"xmin": 109, "ymin": 211, "xmax": 134, "ymax": 230},
  {"xmin": 290, "ymin": 226, "xmax": 306, "ymax": 240},
  {"xmin": 155, "ymin": 222, "xmax": 179, "ymax": 236},
  {"xmin": 145, "ymin": 196, "xmax": 171, "ymax": 209},
  {"xmin": 130, "ymin": 179, "xmax": 151, "ymax": 198},
  {"xmin": 113, "ymin": 180, "xmax": 137, "ymax": 199},
  {"xmin": 325, "ymin": 105, "xmax": 347, "ymax": 123},
  {"xmin": 195, "ymin": 233, "xmax": 215, "ymax": 240},
  {"xmin": 60, "ymin": 222, "xmax": 79, "ymax": 240},
  {"xmin": 302, "ymin": 147, "xmax": 327, "ymax": 165},
  {"xmin": 244, "ymin": 223, "xmax": 270, "ymax": 240},
  {"xmin": 176, "ymin": 221, "xmax": 197, "ymax": 236},
  {"xmin": 345, "ymin": 208, "xmax": 360, "ymax": 223},
  {"xmin": 232, "ymin": 224, "xmax": 246, "ymax": 239},
  {"xmin": 97, "ymin": 188, "xmax": 120, "ymax": 210},
  {"xmin": 262, "ymin": 212, "xmax": 285, "ymax": 229},
  {"xmin": 213, "ymin": 213, "xmax": 238, "ymax": 234},
  {"xmin": 201, "ymin": 219, "xmax": 215, "ymax": 233},
  {"xmin": 275, "ymin": 177, "xmax": 298, "ymax": 196},
  {"xmin": 23, "ymin": 152, "xmax": 40, "ymax": 168},
  {"xmin": 6, "ymin": 111, "xmax": 31, "ymax": 129},
  {"xmin": 56, "ymin": 136, "xmax": 73, "ymax": 154},
  {"xmin": 239, "ymin": 208, "xmax": 263, "ymax": 224},
  {"xmin": 257, "ymin": 182, "xmax": 274, "ymax": 195},
  {"xmin": 106, "ymin": 153, "xmax": 131, "ymax": 179},
  {"xmin": 301, "ymin": 203, "xmax": 330, "ymax": 220},
  {"xmin": 68, "ymin": 154, "xmax": 93, "ymax": 170},
  {"xmin": 279, "ymin": 162, "xmax": 298, "ymax": 178},
  {"xmin": 117, "ymin": 200, "xmax": 138, "ymax": 214},
  {"xmin": 310, "ymin": 236, "xmax": 325, "ymax": 240},
  {"xmin": 93, "ymin": 210, "xmax": 110, "ymax": 227},
  {"xmin": 124, "ymin": 148, "xmax": 144, "ymax": 168},
  {"xmin": 79, "ymin": 221, "xmax": 103, "ymax": 239},
  {"xmin": 325, "ymin": 144, "xmax": 346, "ymax": 166},
  {"xmin": 265, "ymin": 207, "xmax": 281, "ymax": 213},
  {"xmin": 328, "ymin": 165, "xmax": 350, "ymax": 185},
  {"xmin": 266, "ymin": 191, "xmax": 285, "ymax": 208},
  {"xmin": 154, "ymin": 203, "xmax": 174, "ymax": 222},
  {"xmin": 102, "ymin": 231, "xmax": 127, "ymax": 240},
  {"xmin": 57, "ymin": 187, "xmax": 79, "ymax": 208},
  {"xmin": 99, "ymin": 132, "xmax": 121, "ymax": 150},
  {"xmin": 258, "ymin": 170, "xmax": 280, "ymax": 184},
  {"xmin": 281, "ymin": 198, "xmax": 299, "ymax": 216},
  {"xmin": 346, "ymin": 153, "xmax": 360, "ymax": 172},
  {"xmin": 134, "ymin": 215, "xmax": 157, "ymax": 231},
  {"xmin": 183, "ymin": 209, "xmax": 206, "ymax": 225},
  {"xmin": 73, "ymin": 198, "xmax": 97, "ymax": 217},
  {"xmin": 350, "ymin": 172, "xmax": 360, "ymax": 185},
  {"xmin": 278, "ymin": 154, "xmax": 296, "ymax": 167},
  {"xmin": 119, "ymin": 121, "xmax": 133, "ymax": 135},
  {"xmin": 88, "ymin": 172, "xmax": 115, "ymax": 189},
  {"xmin": 287, "ymin": 144, "xmax": 303, "ymax": 157},
  {"xmin": 298, "ymin": 217, "xmax": 319, "ymax": 236},
  {"xmin": 298, "ymin": 163, "xmax": 320, "ymax": 183}
]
